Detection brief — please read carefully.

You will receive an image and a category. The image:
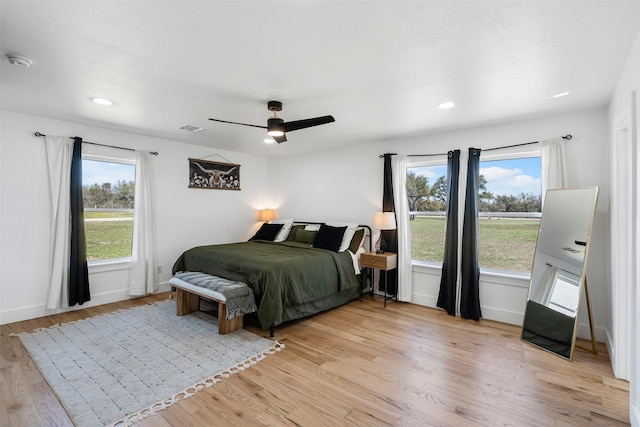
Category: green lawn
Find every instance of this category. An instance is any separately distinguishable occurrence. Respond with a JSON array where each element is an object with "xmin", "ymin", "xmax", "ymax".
[
  {"xmin": 83, "ymin": 211, "xmax": 538, "ymax": 270},
  {"xmin": 84, "ymin": 211, "xmax": 133, "ymax": 219},
  {"xmin": 410, "ymin": 216, "xmax": 540, "ymax": 272},
  {"xmin": 84, "ymin": 211, "xmax": 133, "ymax": 260}
]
